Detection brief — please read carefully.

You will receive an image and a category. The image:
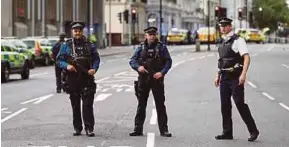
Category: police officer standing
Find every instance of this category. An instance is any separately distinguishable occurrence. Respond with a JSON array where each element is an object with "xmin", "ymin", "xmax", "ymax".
[
  {"xmin": 57, "ymin": 21, "xmax": 100, "ymax": 137},
  {"xmin": 52, "ymin": 32, "xmax": 66, "ymax": 93},
  {"xmin": 214, "ymin": 18, "xmax": 259, "ymax": 141},
  {"xmin": 129, "ymin": 27, "xmax": 172, "ymax": 137}
]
